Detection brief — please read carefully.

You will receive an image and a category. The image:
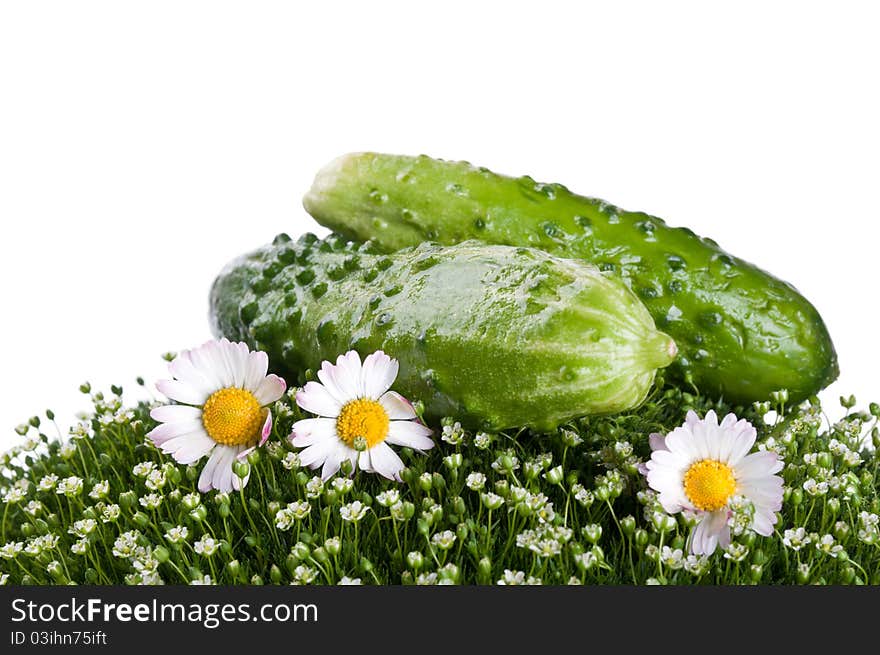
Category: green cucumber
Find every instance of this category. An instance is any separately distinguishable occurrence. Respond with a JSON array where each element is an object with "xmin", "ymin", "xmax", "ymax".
[
  {"xmin": 210, "ymin": 233, "xmax": 677, "ymax": 431},
  {"xmin": 303, "ymin": 152, "xmax": 838, "ymax": 405}
]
